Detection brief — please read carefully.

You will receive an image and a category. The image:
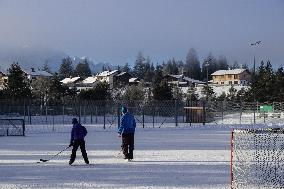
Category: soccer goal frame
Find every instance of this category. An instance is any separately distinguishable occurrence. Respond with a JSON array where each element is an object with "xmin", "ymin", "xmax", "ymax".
[
  {"xmin": 0, "ymin": 118, "xmax": 25, "ymax": 136},
  {"xmin": 231, "ymin": 128, "xmax": 284, "ymax": 189}
]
